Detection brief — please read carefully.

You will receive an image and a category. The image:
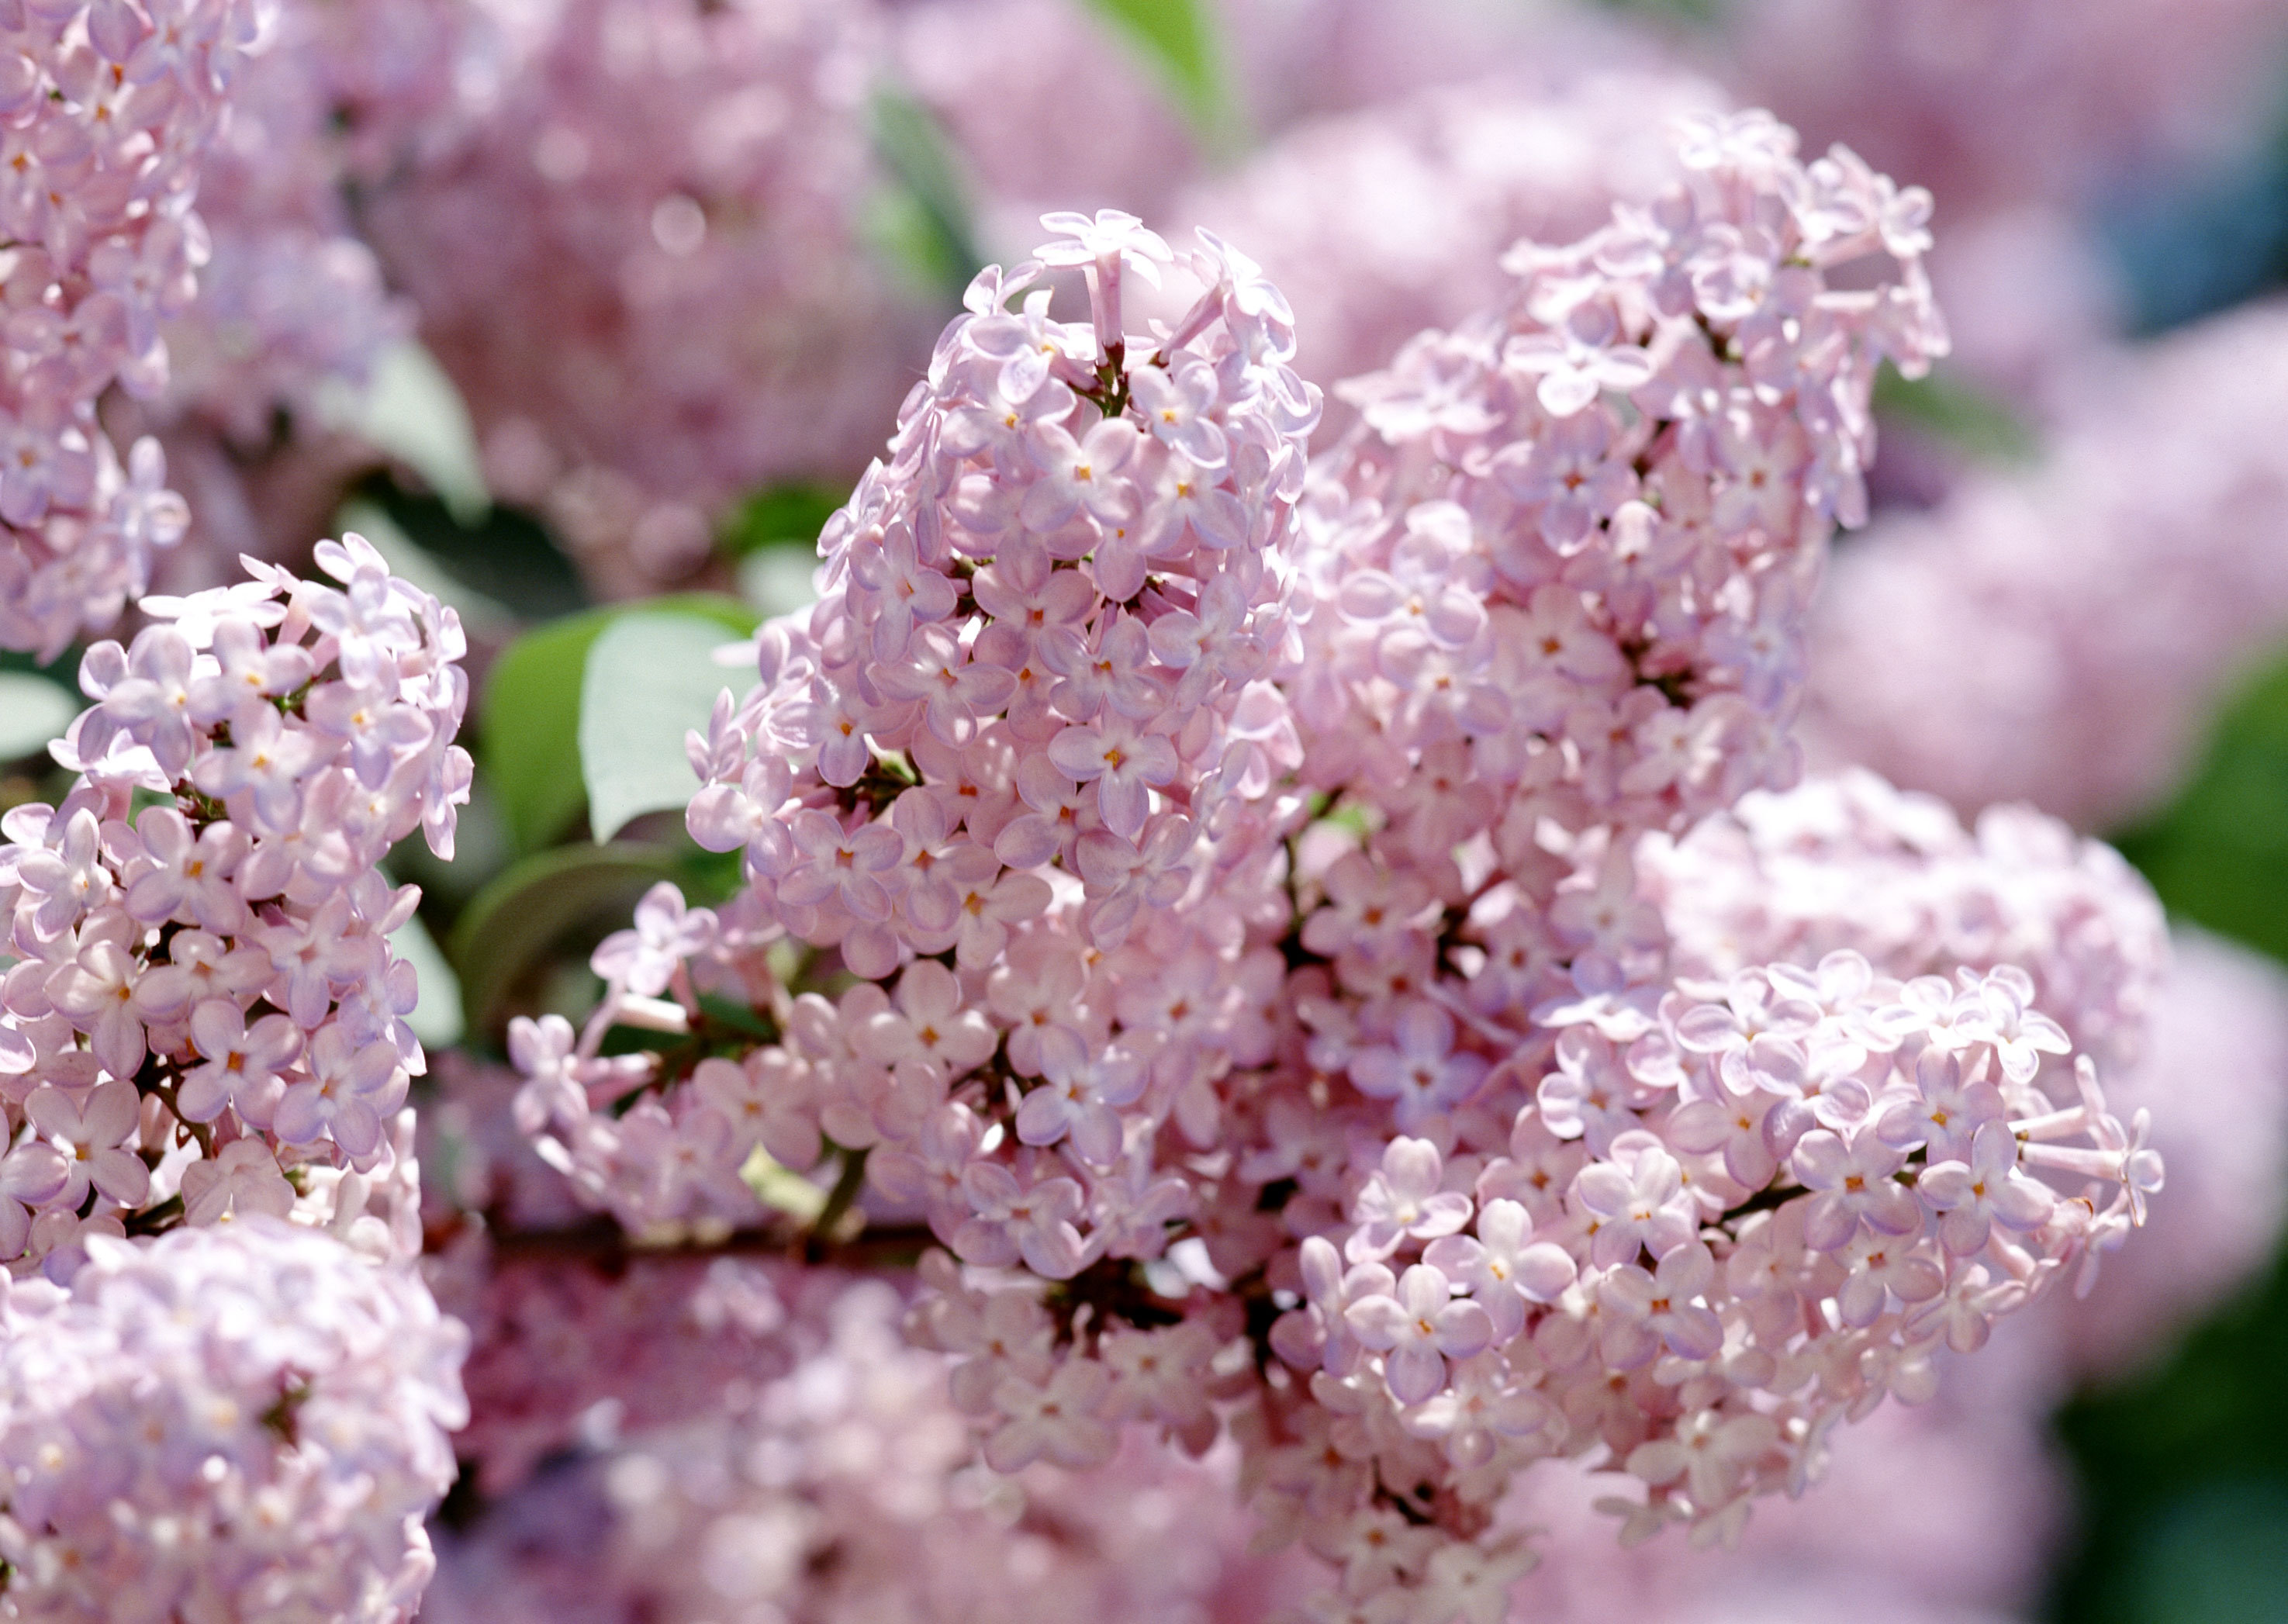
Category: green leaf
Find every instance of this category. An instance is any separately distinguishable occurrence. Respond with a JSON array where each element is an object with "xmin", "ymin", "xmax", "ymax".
[
  {"xmin": 1074, "ymin": 0, "xmax": 1231, "ymax": 147},
  {"xmin": 389, "ymin": 909, "xmax": 465, "ymax": 1049},
  {"xmin": 721, "ymin": 484, "xmax": 844, "ymax": 559},
  {"xmin": 0, "ymin": 672, "xmax": 76, "ymax": 760},
  {"xmin": 481, "ymin": 595, "xmax": 759, "ymax": 853},
  {"xmin": 351, "ymin": 472, "xmax": 588, "ymax": 623},
  {"xmin": 869, "ymin": 88, "xmax": 983, "ymax": 299},
  {"xmin": 2050, "ymin": 1234, "xmax": 2288, "ymax": 1624},
  {"xmin": 739, "ymin": 544, "xmax": 821, "ymax": 618},
  {"xmin": 1587, "ymin": 0, "xmax": 1726, "ymax": 22},
  {"xmin": 316, "ymin": 340, "xmax": 491, "ymax": 523},
  {"xmin": 1873, "ymin": 361, "xmax": 2038, "ymax": 465},
  {"xmin": 2112, "ymin": 648, "xmax": 2288, "ymax": 965},
  {"xmin": 448, "ymin": 844, "xmax": 683, "ymax": 1039},
  {"xmin": 579, "ymin": 611, "xmax": 749, "ymax": 842}
]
